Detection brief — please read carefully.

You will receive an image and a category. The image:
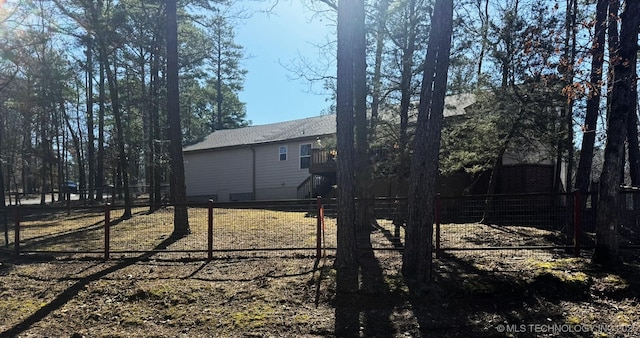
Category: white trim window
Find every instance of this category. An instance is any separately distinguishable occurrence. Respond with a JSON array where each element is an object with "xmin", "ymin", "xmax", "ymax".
[
  {"xmin": 279, "ymin": 146, "xmax": 287, "ymax": 161},
  {"xmin": 300, "ymin": 143, "xmax": 311, "ymax": 169}
]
